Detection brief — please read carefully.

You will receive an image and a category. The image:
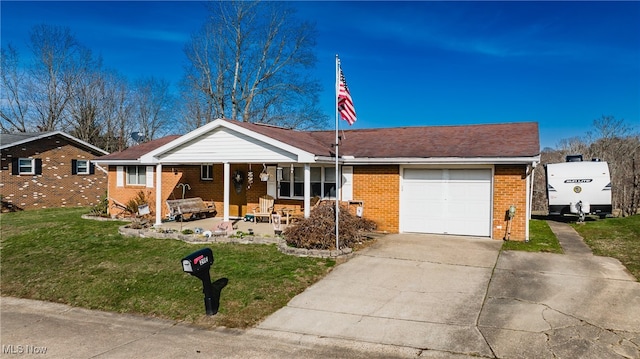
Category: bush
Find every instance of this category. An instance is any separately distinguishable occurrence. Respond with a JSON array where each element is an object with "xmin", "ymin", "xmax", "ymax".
[
  {"xmin": 125, "ymin": 190, "xmax": 151, "ymax": 215},
  {"xmin": 283, "ymin": 202, "xmax": 376, "ymax": 250},
  {"xmin": 90, "ymin": 193, "xmax": 109, "ymax": 217}
]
